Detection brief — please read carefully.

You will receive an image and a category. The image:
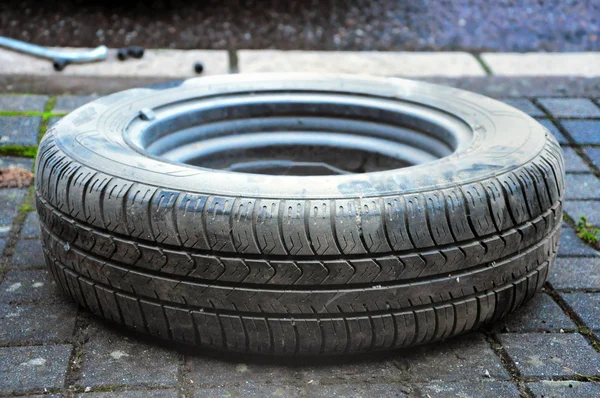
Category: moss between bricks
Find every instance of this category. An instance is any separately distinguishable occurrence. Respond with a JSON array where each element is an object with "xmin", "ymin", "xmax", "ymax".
[
  {"xmin": 19, "ymin": 203, "xmax": 34, "ymax": 212},
  {"xmin": 0, "ymin": 98, "xmax": 60, "ymax": 162},
  {"xmin": 0, "ymin": 145, "xmax": 37, "ymax": 158},
  {"xmin": 0, "ymin": 110, "xmax": 47, "ymax": 117},
  {"xmin": 575, "ymin": 216, "xmax": 600, "ymax": 247},
  {"xmin": 578, "ymin": 326, "xmax": 600, "ymax": 351},
  {"xmin": 38, "ymin": 97, "xmax": 58, "ymax": 142},
  {"xmin": 44, "ymin": 96, "xmax": 57, "ymax": 113},
  {"xmin": 563, "ymin": 212, "xmax": 600, "ymax": 251}
]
